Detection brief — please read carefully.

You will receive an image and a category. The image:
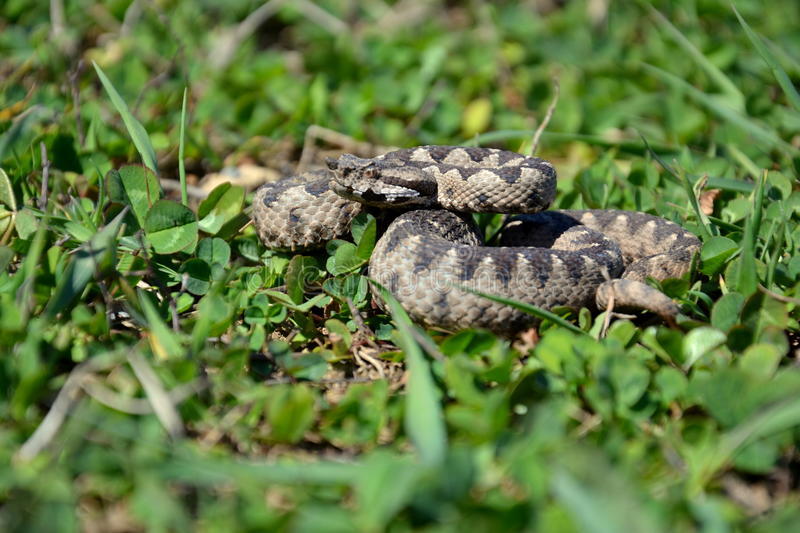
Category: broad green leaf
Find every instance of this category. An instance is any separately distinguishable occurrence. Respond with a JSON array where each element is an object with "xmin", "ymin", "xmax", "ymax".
[
  {"xmin": 106, "ymin": 165, "xmax": 162, "ymax": 228},
  {"xmin": 354, "ymin": 453, "xmax": 421, "ymax": 532},
  {"xmin": 197, "ymin": 182, "xmax": 245, "ymax": 234},
  {"xmin": 273, "ymin": 348, "xmax": 328, "ymax": 381},
  {"xmin": 144, "ymin": 199, "xmax": 198, "ymax": 254},
  {"xmin": 350, "ymin": 212, "xmax": 374, "ymax": 244},
  {"xmin": 214, "ymin": 211, "xmax": 251, "ymax": 241},
  {"xmin": 190, "ymin": 292, "xmax": 233, "ymax": 352},
  {"xmin": 197, "ymin": 237, "xmax": 231, "ymax": 265},
  {"xmin": 323, "ymin": 274, "xmax": 370, "ymax": 304},
  {"xmin": 265, "ymin": 383, "xmax": 316, "ymax": 443},
  {"xmin": 654, "ymin": 367, "xmax": 688, "ymax": 405},
  {"xmin": 352, "ymin": 214, "xmax": 377, "ymax": 260},
  {"xmin": 710, "ymin": 291, "xmax": 745, "ymax": 331},
  {"xmin": 197, "ymin": 238, "xmax": 230, "ymax": 280},
  {"xmin": 15, "ymin": 208, "xmax": 38, "ymax": 240},
  {"xmin": 739, "ymin": 343, "xmax": 782, "ymax": 380},
  {"xmin": 0, "ymin": 167, "xmax": 16, "ymax": 211},
  {"xmin": 699, "ymin": 236, "xmax": 738, "ymax": 275},
  {"xmin": 93, "ymin": 61, "xmax": 159, "ymax": 172},
  {"xmin": 285, "ymin": 255, "xmax": 320, "ymax": 304},
  {"xmin": 327, "ymin": 241, "xmax": 365, "ymax": 275},
  {"xmin": 682, "ymin": 327, "xmax": 727, "ymax": 369},
  {"xmin": 610, "ymin": 357, "xmax": 650, "ymax": 408},
  {"xmin": 324, "ymin": 318, "xmax": 353, "ymax": 357},
  {"xmin": 180, "ymin": 258, "xmax": 211, "ymax": 295}
]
